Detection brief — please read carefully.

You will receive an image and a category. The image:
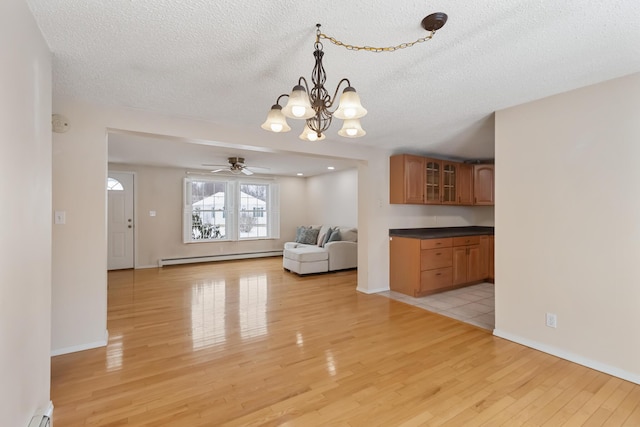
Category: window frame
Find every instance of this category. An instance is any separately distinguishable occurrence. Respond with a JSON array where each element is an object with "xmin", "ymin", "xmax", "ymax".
[{"xmin": 183, "ymin": 177, "xmax": 279, "ymax": 243}]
